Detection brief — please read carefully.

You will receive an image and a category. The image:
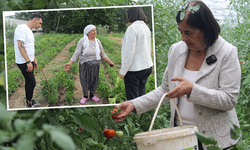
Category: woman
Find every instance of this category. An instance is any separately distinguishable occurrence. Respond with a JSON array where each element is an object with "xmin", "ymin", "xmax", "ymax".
[
  {"xmin": 114, "ymin": 1, "xmax": 241, "ymax": 150},
  {"xmin": 64, "ymin": 25, "xmax": 114, "ymax": 104},
  {"xmin": 119, "ymin": 7, "xmax": 153, "ymax": 100}
]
